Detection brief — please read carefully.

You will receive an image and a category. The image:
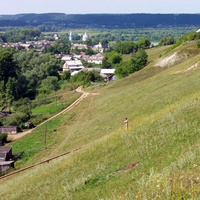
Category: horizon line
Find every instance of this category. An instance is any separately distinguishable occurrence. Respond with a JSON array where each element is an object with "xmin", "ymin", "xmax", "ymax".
[{"xmin": 1, "ymin": 12, "xmax": 200, "ymax": 15}]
